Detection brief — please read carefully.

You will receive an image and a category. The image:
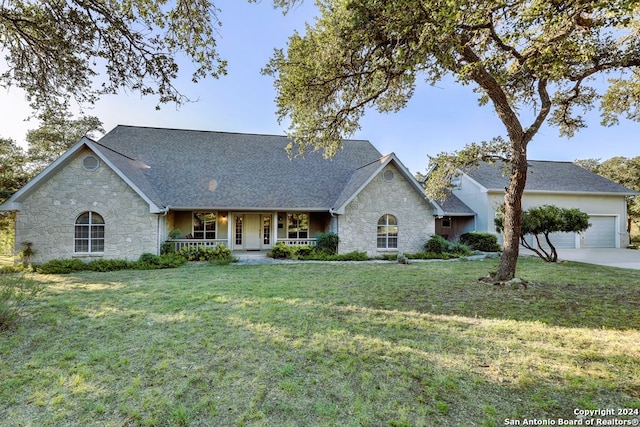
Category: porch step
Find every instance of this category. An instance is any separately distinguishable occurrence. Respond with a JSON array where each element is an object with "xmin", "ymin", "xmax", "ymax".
[{"xmin": 233, "ymin": 251, "xmax": 270, "ymax": 261}]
